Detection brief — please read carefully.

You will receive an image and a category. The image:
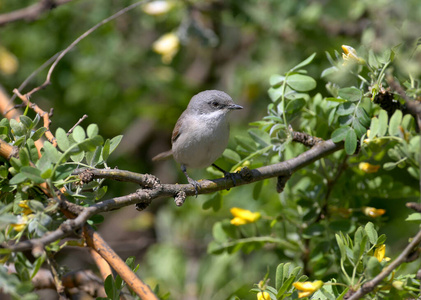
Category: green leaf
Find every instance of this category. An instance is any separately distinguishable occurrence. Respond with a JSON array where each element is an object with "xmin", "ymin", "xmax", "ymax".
[
  {"xmin": 377, "ymin": 110, "xmax": 388, "ymax": 137},
  {"xmin": 325, "ymin": 97, "xmax": 347, "ymax": 103},
  {"xmin": 405, "ymin": 213, "xmax": 421, "ymax": 222},
  {"xmin": 269, "ymin": 74, "xmax": 285, "ymax": 87},
  {"xmin": 366, "ymin": 256, "xmax": 382, "ymax": 277},
  {"xmin": 338, "ymin": 87, "xmax": 362, "ymax": 102},
  {"xmin": 248, "ymin": 128, "xmax": 270, "ymax": 147},
  {"xmin": 344, "ymin": 129, "xmax": 357, "ymax": 155},
  {"xmin": 222, "ymin": 149, "xmax": 241, "ymax": 164},
  {"xmin": 10, "ymin": 119, "xmax": 26, "ymax": 136},
  {"xmin": 356, "ymin": 107, "xmax": 371, "ymax": 127},
  {"xmin": 9, "ymin": 173, "xmax": 27, "ymax": 185},
  {"xmin": 10, "ymin": 157, "xmax": 22, "ymax": 172},
  {"xmin": 87, "ymin": 124, "xmax": 99, "ymax": 138},
  {"xmin": 30, "ymin": 254, "xmax": 45, "ymax": 279},
  {"xmin": 21, "ymin": 166, "xmax": 45, "ymax": 184},
  {"xmin": 31, "ymin": 127, "xmax": 47, "ymax": 141},
  {"xmin": 42, "ymin": 141, "xmax": 61, "ymax": 164},
  {"xmin": 388, "ymin": 110, "xmax": 402, "ymax": 136},
  {"xmin": 335, "ymin": 234, "xmax": 347, "ymax": 262},
  {"xmin": 72, "ymin": 126, "xmax": 86, "ymax": 143},
  {"xmin": 401, "ymin": 114, "xmax": 415, "ymax": 131},
  {"xmin": 19, "ymin": 148, "xmax": 30, "ymax": 167},
  {"xmin": 56, "ymin": 128, "xmax": 70, "ymax": 152},
  {"xmin": 337, "ymin": 102, "xmax": 356, "ymax": 116},
  {"xmin": 268, "ymin": 87, "xmax": 283, "ymax": 102},
  {"xmin": 19, "ymin": 115, "xmax": 33, "ymax": 129},
  {"xmin": 235, "ymin": 135, "xmax": 257, "ymax": 152},
  {"xmin": 71, "ymin": 151, "xmax": 85, "ymax": 163},
  {"xmin": 365, "ymin": 222, "xmax": 378, "ymax": 245},
  {"xmin": 369, "ymin": 117, "xmax": 379, "ymax": 139},
  {"xmin": 290, "ymin": 53, "xmax": 316, "ymax": 72},
  {"xmin": 87, "ymin": 146, "xmax": 102, "ymax": 167},
  {"xmin": 104, "ymin": 275, "xmax": 116, "ymax": 299},
  {"xmin": 383, "ymin": 162, "xmax": 397, "ymax": 170},
  {"xmin": 252, "ymin": 180, "xmax": 263, "ymax": 200},
  {"xmin": 331, "ymin": 126, "xmax": 350, "ymax": 142},
  {"xmin": 286, "ymin": 74, "xmax": 316, "ymax": 92},
  {"xmin": 78, "ymin": 136, "xmax": 104, "ymax": 152},
  {"xmin": 102, "ymin": 139, "xmax": 111, "ymax": 161},
  {"xmin": 285, "ymin": 98, "xmax": 306, "ymax": 114},
  {"xmin": 109, "ymin": 135, "xmax": 123, "ymax": 154},
  {"xmin": 202, "ymin": 193, "xmax": 222, "ymax": 212},
  {"xmin": 28, "ymin": 200, "xmax": 44, "ymax": 212}
]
